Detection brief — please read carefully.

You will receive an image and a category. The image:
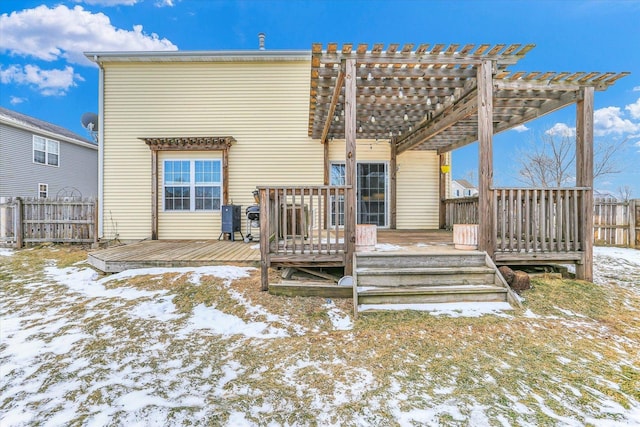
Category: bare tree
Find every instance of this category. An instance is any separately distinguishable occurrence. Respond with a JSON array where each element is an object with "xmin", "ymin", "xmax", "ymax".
[
  {"xmin": 514, "ymin": 129, "xmax": 627, "ymax": 188},
  {"xmin": 515, "ymin": 132, "xmax": 574, "ymax": 187},
  {"xmin": 618, "ymin": 185, "xmax": 633, "ymax": 202}
]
